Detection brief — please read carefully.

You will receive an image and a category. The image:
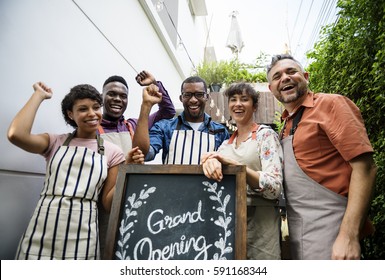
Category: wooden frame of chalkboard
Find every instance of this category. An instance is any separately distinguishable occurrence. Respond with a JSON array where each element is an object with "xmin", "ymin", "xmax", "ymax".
[{"xmin": 104, "ymin": 164, "xmax": 247, "ymax": 260}]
